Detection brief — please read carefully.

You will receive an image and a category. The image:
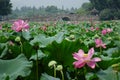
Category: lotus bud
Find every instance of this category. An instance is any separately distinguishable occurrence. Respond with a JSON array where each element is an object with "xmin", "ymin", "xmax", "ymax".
[
  {"xmin": 69, "ymin": 35, "xmax": 75, "ymax": 39},
  {"xmin": 112, "ymin": 63, "xmax": 120, "ymax": 72},
  {"xmin": 15, "ymin": 36, "xmax": 21, "ymax": 42},
  {"xmin": 48, "ymin": 60, "xmax": 57, "ymax": 68},
  {"xmin": 56, "ymin": 65, "xmax": 63, "ymax": 71},
  {"xmin": 94, "ymin": 34, "xmax": 99, "ymax": 38},
  {"xmin": 107, "ymin": 37, "xmax": 112, "ymax": 40}
]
